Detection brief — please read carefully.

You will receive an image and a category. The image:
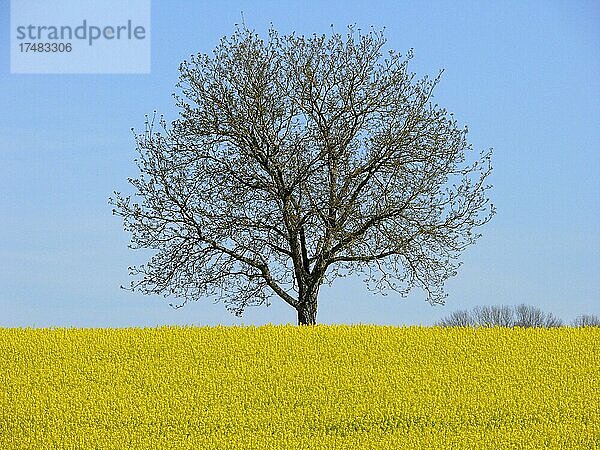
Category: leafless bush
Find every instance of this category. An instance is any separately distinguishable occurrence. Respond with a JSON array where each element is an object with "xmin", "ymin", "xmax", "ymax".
[{"xmin": 572, "ymin": 314, "xmax": 600, "ymax": 327}]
